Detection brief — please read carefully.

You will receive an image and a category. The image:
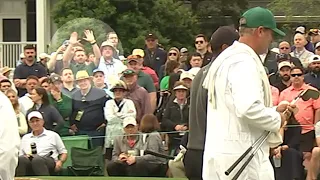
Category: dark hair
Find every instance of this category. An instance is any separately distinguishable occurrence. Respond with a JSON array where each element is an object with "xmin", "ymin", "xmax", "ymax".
[
  {"xmin": 41, "ymin": 78, "xmax": 50, "ymax": 85},
  {"xmin": 139, "ymin": 114, "xmax": 160, "ymax": 133},
  {"xmin": 74, "ymin": 49, "xmax": 86, "ymax": 55},
  {"xmin": 24, "ymin": 44, "xmax": 36, "ymax": 51},
  {"xmin": 168, "ymin": 73, "xmax": 181, "ymax": 91},
  {"xmin": 34, "ymin": 87, "xmax": 49, "ymax": 105},
  {"xmin": 185, "ymin": 52, "xmax": 202, "ymax": 69},
  {"xmin": 0, "ymin": 79, "xmax": 11, "ymax": 85},
  {"xmin": 195, "ymin": 34, "xmax": 208, "ymax": 42},
  {"xmin": 290, "ymin": 66, "xmax": 304, "ymax": 74},
  {"xmin": 26, "ymin": 75, "xmax": 39, "ymax": 82},
  {"xmin": 60, "ymin": 67, "xmax": 72, "ymax": 76},
  {"xmin": 165, "ymin": 60, "xmax": 180, "ymax": 75}
]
